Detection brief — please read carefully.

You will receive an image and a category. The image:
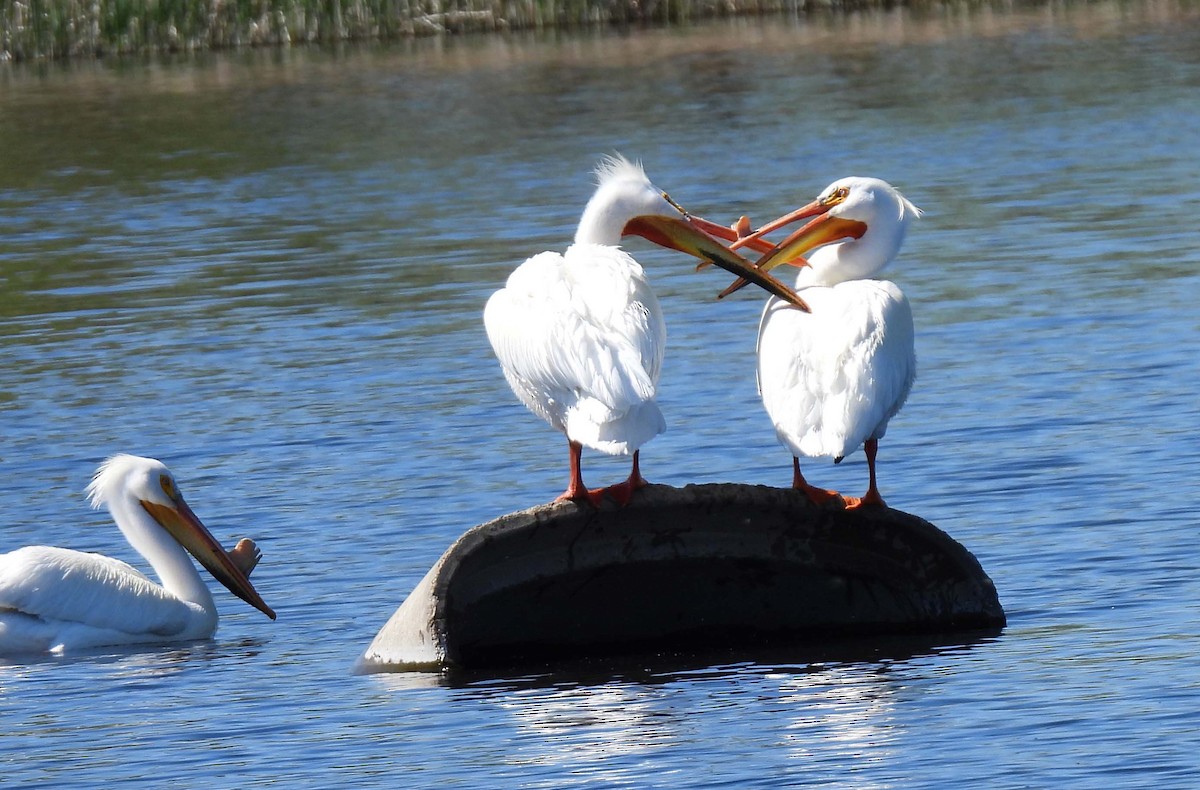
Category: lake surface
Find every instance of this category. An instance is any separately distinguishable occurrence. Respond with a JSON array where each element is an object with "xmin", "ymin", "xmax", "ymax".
[{"xmin": 2, "ymin": 2, "xmax": 1199, "ymax": 785}]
